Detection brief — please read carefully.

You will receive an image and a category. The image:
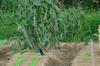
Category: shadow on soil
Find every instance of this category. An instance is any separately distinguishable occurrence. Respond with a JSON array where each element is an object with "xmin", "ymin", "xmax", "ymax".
[
  {"xmin": 0, "ymin": 43, "xmax": 86, "ymax": 66},
  {"xmin": 45, "ymin": 43, "xmax": 86, "ymax": 66}
]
